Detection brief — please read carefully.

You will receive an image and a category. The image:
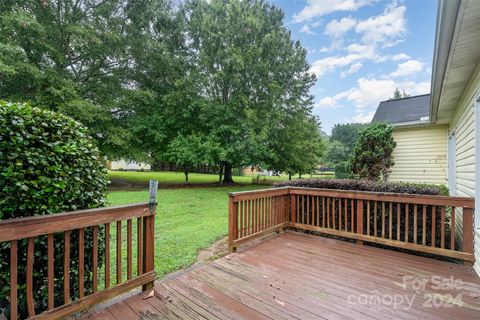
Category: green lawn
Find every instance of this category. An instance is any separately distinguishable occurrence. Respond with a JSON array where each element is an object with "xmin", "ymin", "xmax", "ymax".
[
  {"xmin": 106, "ymin": 185, "xmax": 267, "ymax": 280},
  {"xmin": 108, "ymin": 170, "xmax": 334, "ymax": 186}
]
